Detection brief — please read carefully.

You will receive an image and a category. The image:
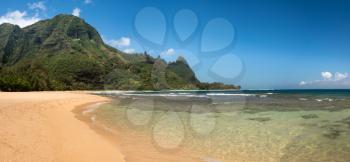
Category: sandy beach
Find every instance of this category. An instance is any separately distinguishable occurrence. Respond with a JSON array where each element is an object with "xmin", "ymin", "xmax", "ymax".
[{"xmin": 0, "ymin": 92, "xmax": 125, "ymax": 162}]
